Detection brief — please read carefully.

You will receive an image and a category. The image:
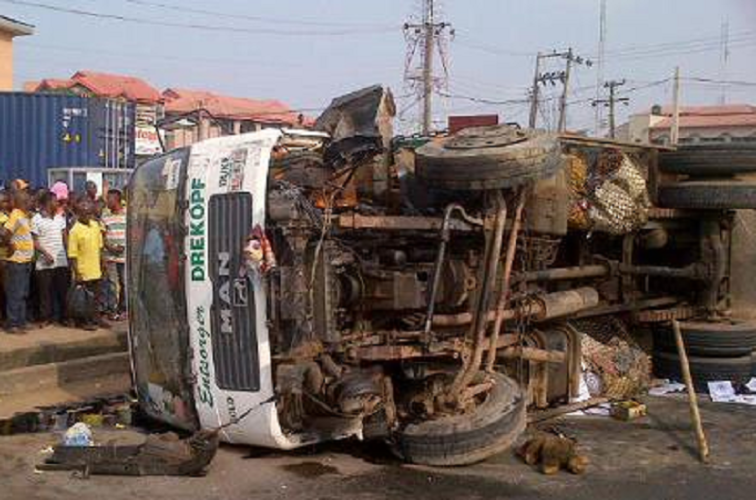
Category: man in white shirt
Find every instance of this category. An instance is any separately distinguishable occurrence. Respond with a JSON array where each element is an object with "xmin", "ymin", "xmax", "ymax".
[{"xmin": 31, "ymin": 191, "xmax": 69, "ymax": 326}]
